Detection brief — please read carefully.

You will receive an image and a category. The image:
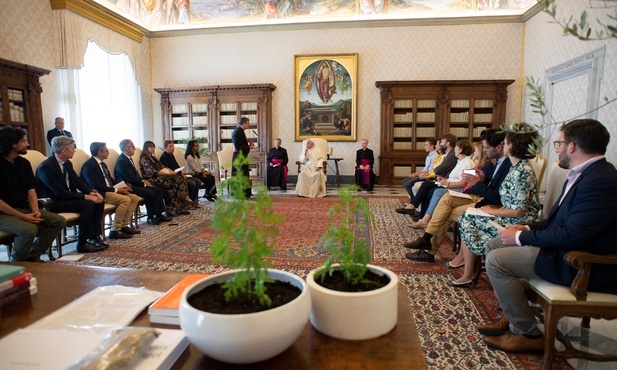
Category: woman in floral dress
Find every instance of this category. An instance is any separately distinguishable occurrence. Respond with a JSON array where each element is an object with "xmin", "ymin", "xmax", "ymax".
[
  {"xmin": 447, "ymin": 125, "xmax": 541, "ymax": 287},
  {"xmin": 140, "ymin": 141, "xmax": 191, "ymax": 216}
]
